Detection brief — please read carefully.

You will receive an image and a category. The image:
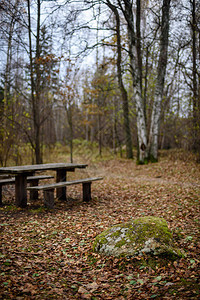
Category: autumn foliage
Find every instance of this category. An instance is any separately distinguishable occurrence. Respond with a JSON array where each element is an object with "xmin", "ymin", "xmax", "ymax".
[{"xmin": 0, "ymin": 150, "xmax": 199, "ymax": 299}]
